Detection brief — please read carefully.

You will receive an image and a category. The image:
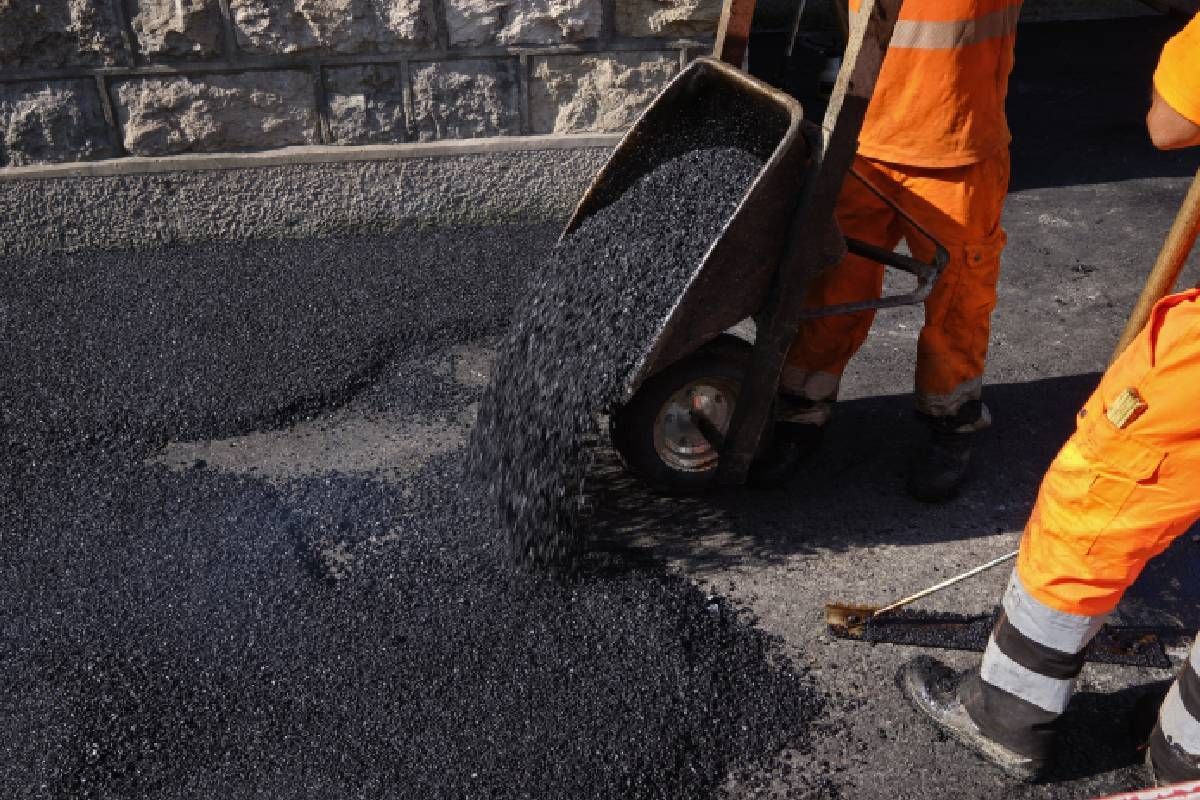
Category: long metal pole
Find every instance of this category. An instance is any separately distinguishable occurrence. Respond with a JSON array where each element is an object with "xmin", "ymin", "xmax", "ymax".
[{"xmin": 872, "ymin": 550, "xmax": 1018, "ymax": 618}]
